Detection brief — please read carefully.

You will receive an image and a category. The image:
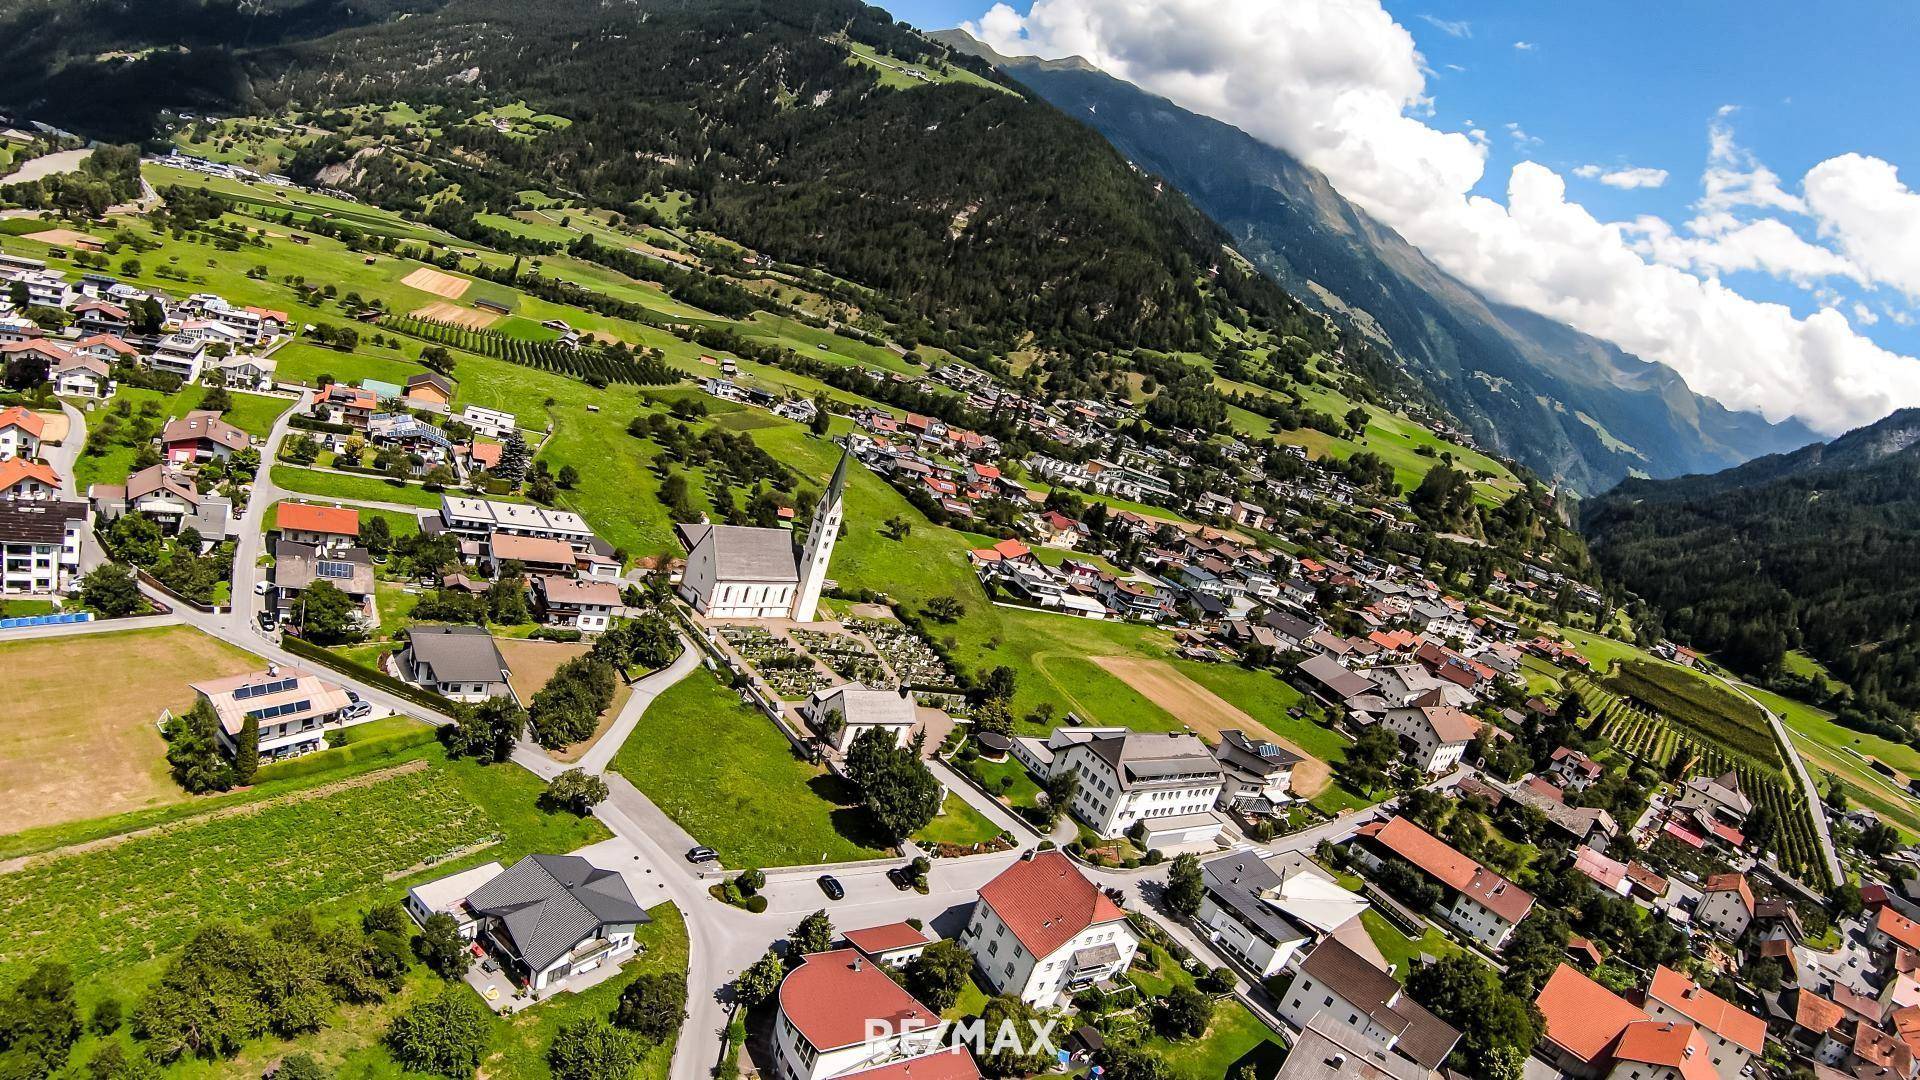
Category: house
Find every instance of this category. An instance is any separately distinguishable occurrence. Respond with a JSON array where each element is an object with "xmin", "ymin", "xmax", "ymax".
[
  {"xmin": 0, "ymin": 458, "xmax": 62, "ymax": 501},
  {"xmin": 1678, "ymin": 770, "xmax": 1753, "ymax": 826},
  {"xmin": 0, "ymin": 500, "xmax": 86, "ymax": 594},
  {"xmin": 842, "ymin": 923, "xmax": 933, "ymax": 968},
  {"xmin": 1272, "ymin": 1014, "xmax": 1436, "ymax": 1080},
  {"xmin": 803, "ymin": 684, "xmax": 920, "ymax": 754},
  {"xmin": 70, "ymin": 299, "xmax": 130, "ymax": 336},
  {"xmin": 1870, "ymin": 906, "xmax": 1920, "ymax": 958},
  {"xmin": 462, "ymin": 854, "xmax": 650, "ymax": 992},
  {"xmin": 1696, "ymin": 873, "xmax": 1756, "ymax": 940},
  {"xmin": 458, "ymin": 405, "xmax": 518, "ymax": 439},
  {"xmin": 962, "ymin": 851, "xmax": 1137, "ymax": 1007},
  {"xmin": 772, "ymin": 948, "xmax": 970, "ymax": 1080},
  {"xmin": 1296, "ymin": 653, "xmax": 1375, "ymax": 707},
  {"xmin": 0, "ymin": 406, "xmax": 44, "ymax": 460},
  {"xmin": 148, "ymin": 335, "xmax": 209, "ymax": 382},
  {"xmin": 1549, "ymin": 746, "xmax": 1605, "ymax": 791},
  {"xmin": 405, "ymin": 371, "xmax": 455, "ymax": 407},
  {"xmin": 1195, "ymin": 850, "xmax": 1368, "ymax": 978},
  {"xmin": 161, "ymin": 411, "xmax": 251, "ymax": 464},
  {"xmin": 323, "ymin": 384, "xmax": 377, "ymax": 430},
  {"xmin": 1049, "ymin": 730, "xmax": 1226, "ymax": 844},
  {"xmin": 438, "ymin": 496, "xmax": 597, "ymax": 549},
  {"xmin": 397, "ymin": 624, "xmax": 515, "ymax": 701},
  {"xmin": 90, "ymin": 464, "xmax": 232, "ymax": 540},
  {"xmin": 189, "ymin": 666, "xmax": 355, "ymax": 760},
  {"xmin": 1534, "ymin": 964, "xmax": 1653, "ymax": 1077},
  {"xmin": 1779, "ymin": 990, "xmax": 1849, "ymax": 1068},
  {"xmin": 486, "ymin": 532, "xmax": 582, "ymax": 578},
  {"xmin": 404, "ymin": 861, "xmax": 507, "ymax": 939},
  {"xmin": 531, "ymin": 574, "xmax": 619, "ymax": 633},
  {"xmin": 51, "ymin": 351, "xmax": 112, "ymax": 397},
  {"xmin": 1643, "ymin": 965, "xmax": 1767, "ymax": 1080},
  {"xmin": 1379, "ymin": 705, "xmax": 1480, "ymax": 775},
  {"xmin": 1349, "ymin": 816, "xmax": 1534, "ymax": 950},
  {"xmin": 275, "ymin": 502, "xmax": 359, "ymax": 551},
  {"xmin": 1273, "ymin": 939, "xmax": 1459, "ymax": 1073},
  {"xmin": 272, "ymin": 543, "xmax": 376, "ymax": 626},
  {"xmin": 1213, "ymin": 729, "xmax": 1299, "ymax": 816},
  {"xmin": 213, "ymin": 353, "xmax": 276, "ymax": 391}
]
